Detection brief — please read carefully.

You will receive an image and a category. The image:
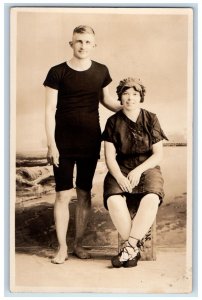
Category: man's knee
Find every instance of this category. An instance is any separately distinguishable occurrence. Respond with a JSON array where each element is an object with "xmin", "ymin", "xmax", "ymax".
[
  {"xmin": 56, "ymin": 189, "xmax": 73, "ymax": 204},
  {"xmin": 76, "ymin": 187, "xmax": 91, "ymax": 207}
]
